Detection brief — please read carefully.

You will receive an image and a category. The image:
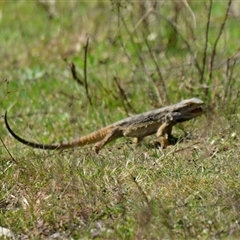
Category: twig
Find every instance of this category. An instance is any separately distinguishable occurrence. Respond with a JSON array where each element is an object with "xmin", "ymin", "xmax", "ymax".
[
  {"xmin": 64, "ymin": 38, "xmax": 92, "ymax": 105},
  {"xmin": 130, "ymin": 173, "xmax": 151, "ymax": 208},
  {"xmin": 143, "ymin": 34, "xmax": 169, "ymax": 104},
  {"xmin": 64, "ymin": 59, "xmax": 84, "ymax": 86},
  {"xmin": 224, "ymin": 58, "xmax": 236, "ymax": 107},
  {"xmin": 209, "ymin": 0, "xmax": 232, "ymax": 81},
  {"xmin": 118, "ymin": 11, "xmax": 168, "ymax": 105},
  {"xmin": 1, "ymin": 80, "xmax": 18, "ymax": 165},
  {"xmin": 1, "ymin": 79, "xmax": 10, "ymax": 103},
  {"xmin": 200, "ymin": 0, "xmax": 212, "ymax": 84},
  {"xmin": 0, "ymin": 136, "xmax": 18, "ymax": 165},
  {"xmin": 83, "ymin": 38, "xmax": 92, "ymax": 106},
  {"xmin": 113, "ymin": 76, "xmax": 136, "ymax": 114}
]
